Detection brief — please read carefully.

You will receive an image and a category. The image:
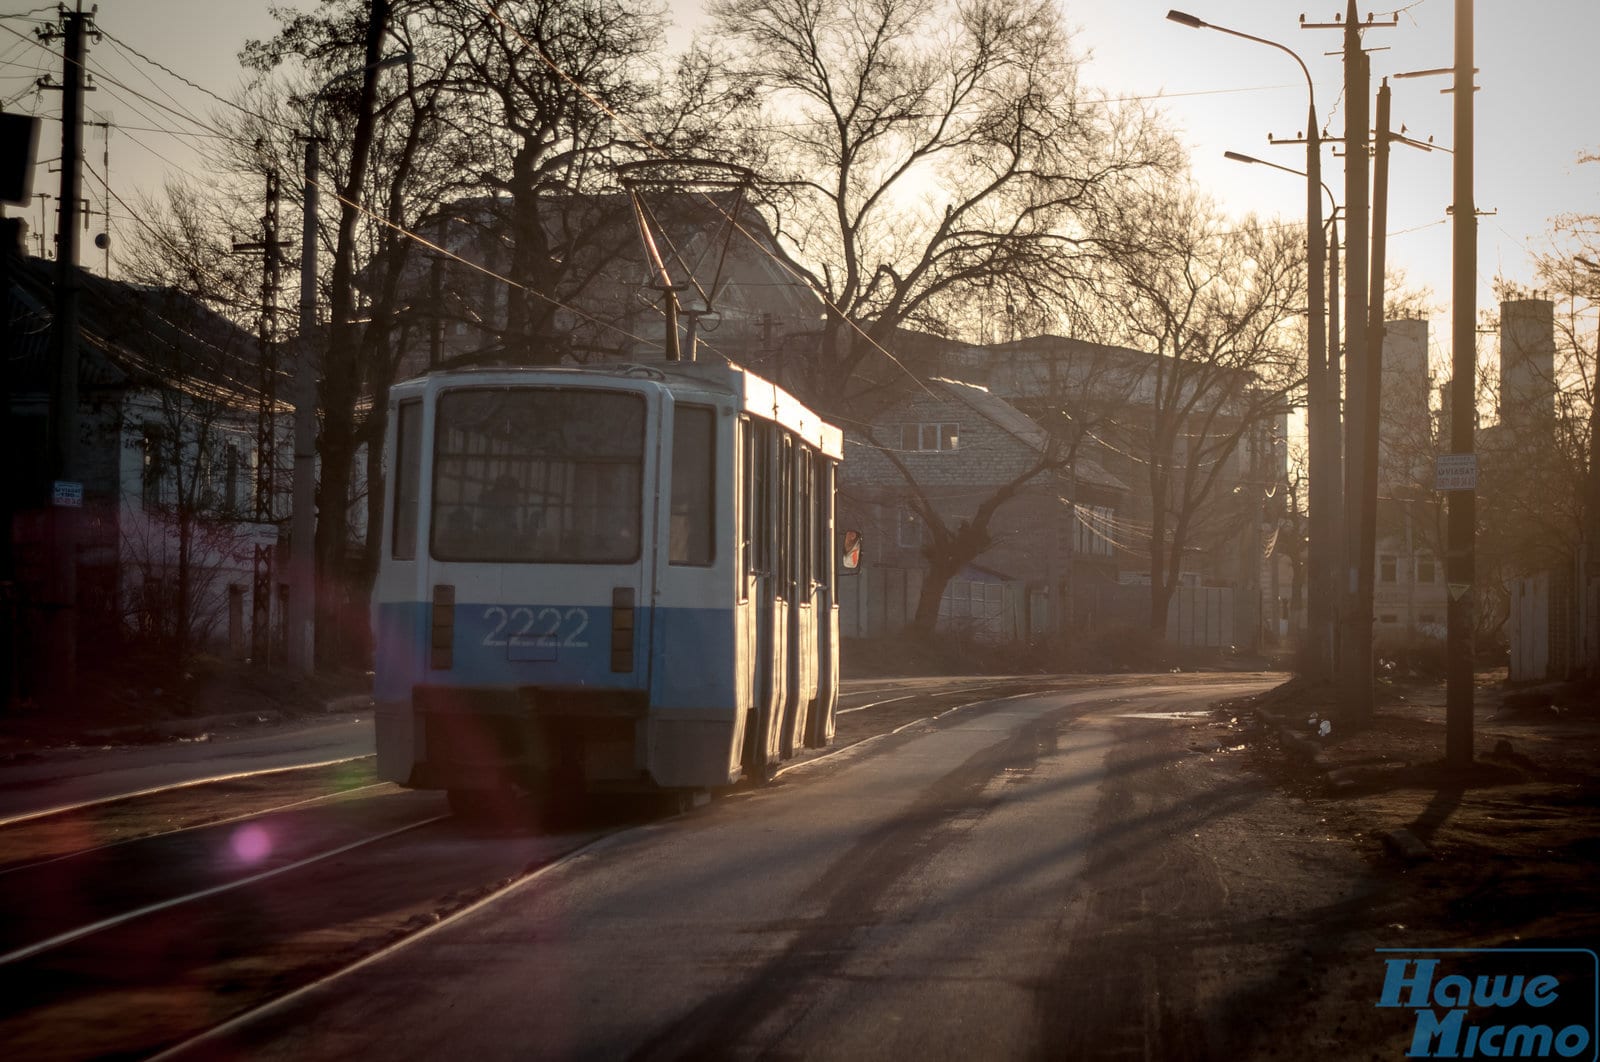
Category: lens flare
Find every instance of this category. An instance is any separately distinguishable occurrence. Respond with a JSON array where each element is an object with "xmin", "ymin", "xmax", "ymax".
[{"xmin": 230, "ymin": 823, "xmax": 273, "ymax": 865}]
